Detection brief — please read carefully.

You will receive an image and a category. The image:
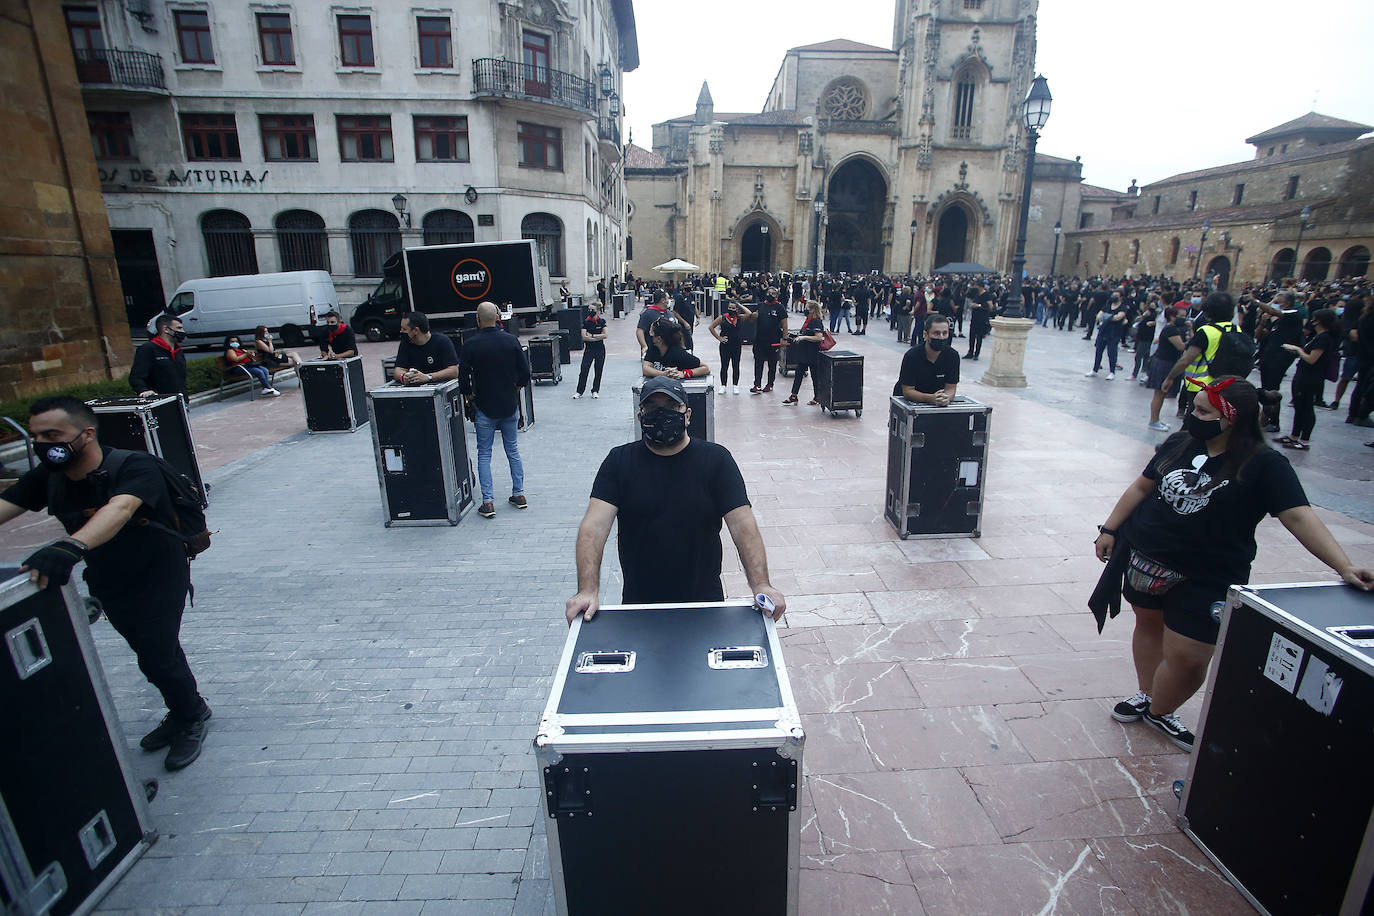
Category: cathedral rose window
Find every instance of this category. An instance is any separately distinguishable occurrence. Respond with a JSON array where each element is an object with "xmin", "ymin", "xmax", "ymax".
[{"xmin": 824, "ymin": 80, "xmax": 868, "ymax": 120}]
